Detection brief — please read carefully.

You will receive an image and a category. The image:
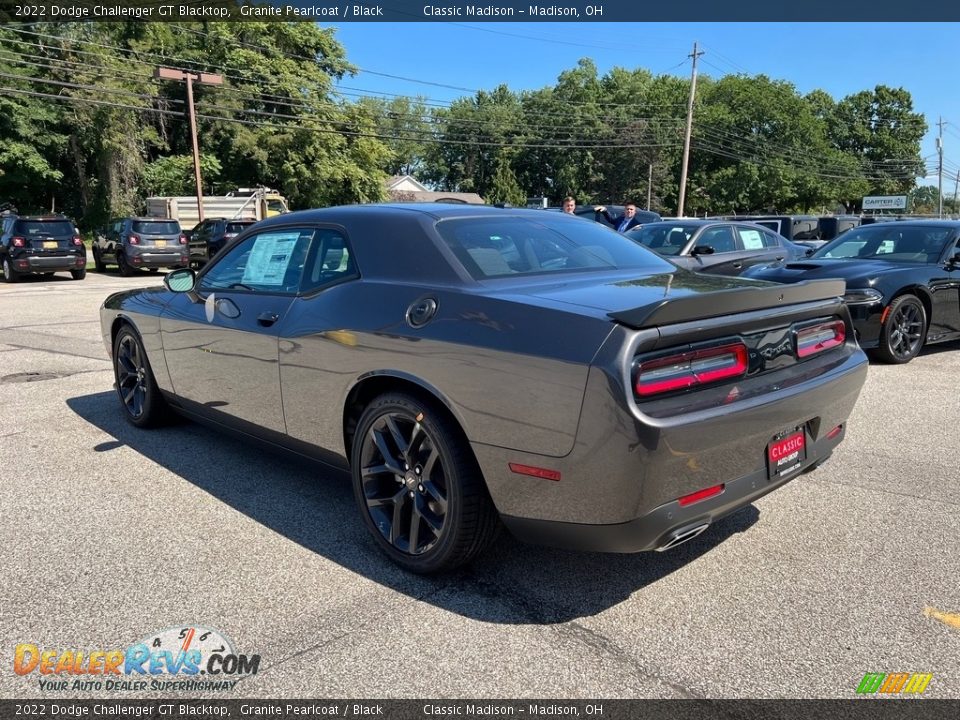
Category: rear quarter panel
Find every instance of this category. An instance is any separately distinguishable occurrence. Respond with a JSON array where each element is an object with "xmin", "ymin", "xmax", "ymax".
[{"xmin": 278, "ymin": 281, "xmax": 615, "ymax": 458}]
